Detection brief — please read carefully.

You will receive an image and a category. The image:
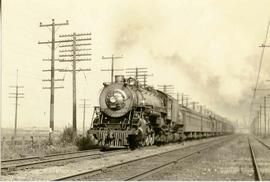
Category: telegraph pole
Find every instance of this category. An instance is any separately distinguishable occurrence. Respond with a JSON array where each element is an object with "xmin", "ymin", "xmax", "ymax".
[
  {"xmin": 140, "ymin": 74, "xmax": 153, "ymax": 87},
  {"xmin": 186, "ymin": 97, "xmax": 189, "ymax": 107},
  {"xmin": 252, "ymin": 97, "xmax": 270, "ymax": 135},
  {"xmin": 259, "ymin": 21, "xmax": 270, "ymax": 49},
  {"xmin": 157, "ymin": 85, "xmax": 174, "ymax": 95},
  {"xmin": 264, "ymin": 96, "xmax": 267, "ymax": 136},
  {"xmin": 181, "ymin": 93, "xmax": 186, "ymax": 106},
  {"xmin": 267, "ymin": 115, "xmax": 269, "ymax": 135},
  {"xmin": 126, "ymin": 68, "xmax": 153, "ymax": 87},
  {"xmin": 58, "ymin": 32, "xmax": 91, "ymax": 133},
  {"xmin": 126, "ymin": 67, "xmax": 147, "ymax": 80},
  {"xmin": 101, "ymin": 55, "xmax": 123, "ymax": 83},
  {"xmin": 38, "ymin": 19, "xmax": 69, "ymax": 131},
  {"xmin": 9, "ymin": 69, "xmax": 24, "ymax": 138},
  {"xmin": 200, "ymin": 105, "xmax": 203, "ymax": 113},
  {"xmin": 79, "ymin": 99, "xmax": 91, "ymax": 137},
  {"xmin": 259, "ymin": 105, "xmax": 262, "ymax": 135},
  {"xmin": 256, "ymin": 111, "xmax": 260, "ymax": 135},
  {"xmin": 190, "ymin": 101, "xmax": 199, "ymax": 110},
  {"xmin": 180, "ymin": 94, "xmax": 189, "ymax": 106}
]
